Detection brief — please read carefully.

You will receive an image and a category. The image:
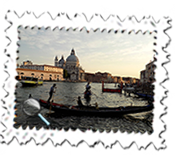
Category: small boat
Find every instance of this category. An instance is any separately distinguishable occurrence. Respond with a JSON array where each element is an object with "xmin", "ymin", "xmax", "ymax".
[
  {"xmin": 123, "ymin": 87, "xmax": 135, "ymax": 95},
  {"xmin": 135, "ymin": 92, "xmax": 154, "ymax": 100},
  {"xmin": 38, "ymin": 99, "xmax": 154, "ymax": 117},
  {"xmin": 102, "ymin": 81, "xmax": 122, "ymax": 93},
  {"xmin": 123, "ymin": 87, "xmax": 135, "ymax": 92},
  {"xmin": 37, "ymin": 80, "xmax": 43, "ymax": 85},
  {"xmin": 20, "ymin": 76, "xmax": 43, "ymax": 87}
]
